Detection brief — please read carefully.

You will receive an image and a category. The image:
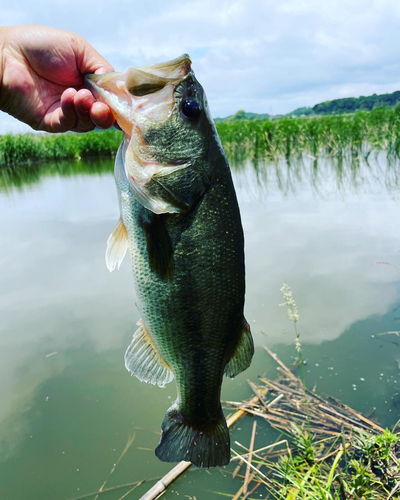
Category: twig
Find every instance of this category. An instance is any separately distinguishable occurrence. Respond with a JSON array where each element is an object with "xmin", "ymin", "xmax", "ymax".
[
  {"xmin": 247, "ymin": 380, "xmax": 269, "ymax": 410},
  {"xmin": 230, "ymin": 449, "xmax": 270, "ymax": 485},
  {"xmin": 139, "ymin": 461, "xmax": 191, "ymax": 500},
  {"xmin": 315, "ymin": 443, "xmax": 350, "ymax": 463},
  {"xmin": 66, "ymin": 478, "xmax": 156, "ymax": 500},
  {"xmin": 226, "ymin": 395, "xmax": 260, "ymax": 427},
  {"xmin": 118, "ymin": 481, "xmax": 143, "ymax": 500},
  {"xmin": 388, "ymin": 480, "xmax": 400, "ymax": 500},
  {"xmin": 243, "ymin": 422, "xmax": 256, "ymax": 495},
  {"xmin": 94, "ymin": 434, "xmax": 136, "ymax": 500},
  {"xmin": 263, "ymin": 345, "xmax": 298, "ymax": 382},
  {"xmin": 243, "ymin": 481, "xmax": 260, "ymax": 500},
  {"xmin": 339, "ymin": 404, "xmax": 384, "ymax": 433}
]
